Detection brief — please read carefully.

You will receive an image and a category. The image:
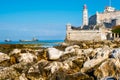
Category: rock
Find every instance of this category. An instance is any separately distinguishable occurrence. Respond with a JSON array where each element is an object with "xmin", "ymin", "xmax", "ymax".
[
  {"xmin": 101, "ymin": 76, "xmax": 117, "ymax": 80},
  {"xmin": 61, "ymin": 42, "xmax": 69, "ymax": 46},
  {"xmin": 47, "ymin": 48, "xmax": 63, "ymax": 60},
  {"xmin": 73, "ymin": 45, "xmax": 80, "ymax": 49},
  {"xmin": 19, "ymin": 53, "xmax": 37, "ymax": 63},
  {"xmin": 110, "ymin": 48, "xmax": 120, "ymax": 60},
  {"xmin": 0, "ymin": 52, "xmax": 10, "ymax": 62},
  {"xmin": 109, "ymin": 43, "xmax": 117, "ymax": 48},
  {"xmin": 83, "ymin": 58, "xmax": 106, "ymax": 68},
  {"xmin": 27, "ymin": 60, "xmax": 49, "ymax": 80},
  {"xmin": 64, "ymin": 46, "xmax": 75, "ymax": 54},
  {"xmin": 81, "ymin": 43, "xmax": 88, "ymax": 49},
  {"xmin": 19, "ymin": 73, "xmax": 28, "ymax": 80},
  {"xmin": 81, "ymin": 58, "xmax": 107, "ymax": 73},
  {"xmin": 93, "ymin": 46, "xmax": 111, "ymax": 59},
  {"xmin": 65, "ymin": 72, "xmax": 94, "ymax": 80},
  {"xmin": 44, "ymin": 62, "xmax": 64, "ymax": 73},
  {"xmin": 49, "ymin": 70, "xmax": 94, "ymax": 80},
  {"xmin": 83, "ymin": 48, "xmax": 93, "ymax": 54},
  {"xmin": 94, "ymin": 59, "xmax": 120, "ymax": 80},
  {"xmin": 0, "ymin": 62, "xmax": 32, "ymax": 80},
  {"xmin": 75, "ymin": 48, "xmax": 83, "ymax": 56},
  {"xmin": 10, "ymin": 49, "xmax": 21, "ymax": 55}
]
